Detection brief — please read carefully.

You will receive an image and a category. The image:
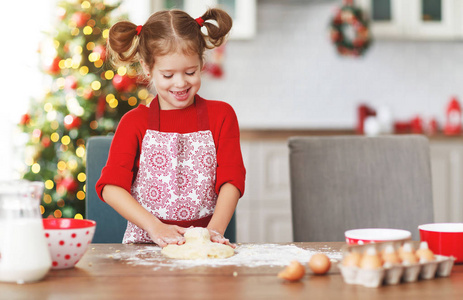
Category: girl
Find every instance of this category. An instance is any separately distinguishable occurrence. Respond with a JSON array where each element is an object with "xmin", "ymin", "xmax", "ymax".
[{"xmin": 96, "ymin": 8, "xmax": 246, "ymax": 247}]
